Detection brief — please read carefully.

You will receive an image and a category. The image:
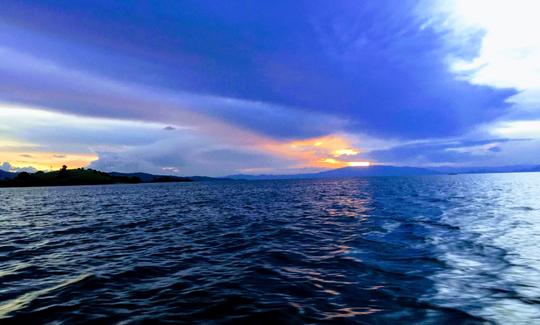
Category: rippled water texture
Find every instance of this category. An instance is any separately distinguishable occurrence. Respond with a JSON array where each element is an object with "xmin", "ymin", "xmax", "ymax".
[{"xmin": 1, "ymin": 173, "xmax": 540, "ymax": 323}]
